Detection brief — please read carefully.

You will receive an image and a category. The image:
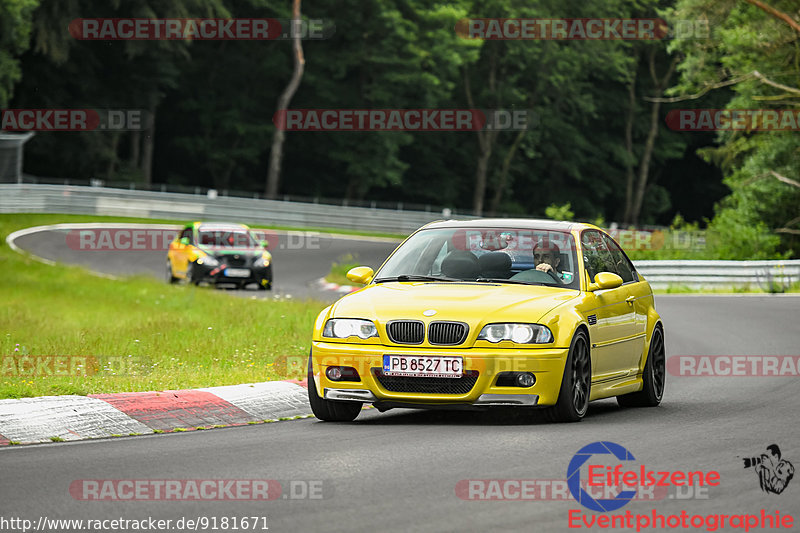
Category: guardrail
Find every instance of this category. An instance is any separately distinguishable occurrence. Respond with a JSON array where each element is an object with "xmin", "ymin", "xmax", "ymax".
[
  {"xmin": 0, "ymin": 183, "xmax": 476, "ymax": 234},
  {"xmin": 2, "ymin": 183, "xmax": 798, "ymax": 290},
  {"xmin": 633, "ymin": 260, "xmax": 800, "ymax": 290}
]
